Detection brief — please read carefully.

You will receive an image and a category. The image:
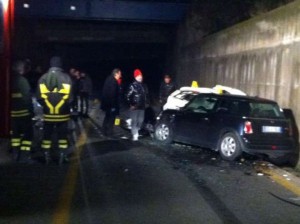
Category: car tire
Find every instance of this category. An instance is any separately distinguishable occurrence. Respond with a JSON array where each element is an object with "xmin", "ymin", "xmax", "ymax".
[
  {"xmin": 154, "ymin": 121, "xmax": 173, "ymax": 144},
  {"xmin": 218, "ymin": 133, "xmax": 242, "ymax": 161}
]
